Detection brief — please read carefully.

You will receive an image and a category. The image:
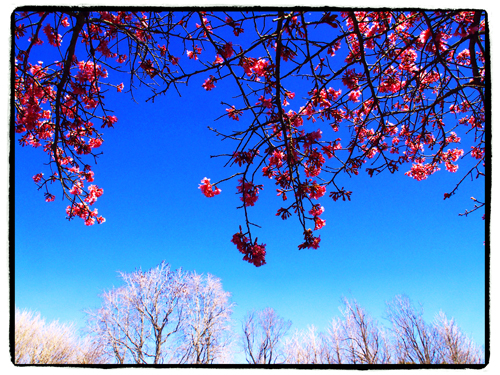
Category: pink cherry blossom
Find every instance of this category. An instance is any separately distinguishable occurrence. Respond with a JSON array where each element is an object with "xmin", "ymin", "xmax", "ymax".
[
  {"xmin": 199, "ymin": 177, "xmax": 221, "ymax": 198},
  {"xmin": 32, "ymin": 173, "xmax": 43, "ymax": 183},
  {"xmin": 348, "ymin": 90, "xmax": 362, "ymax": 102},
  {"xmin": 202, "ymin": 76, "xmax": 216, "ymax": 91}
]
